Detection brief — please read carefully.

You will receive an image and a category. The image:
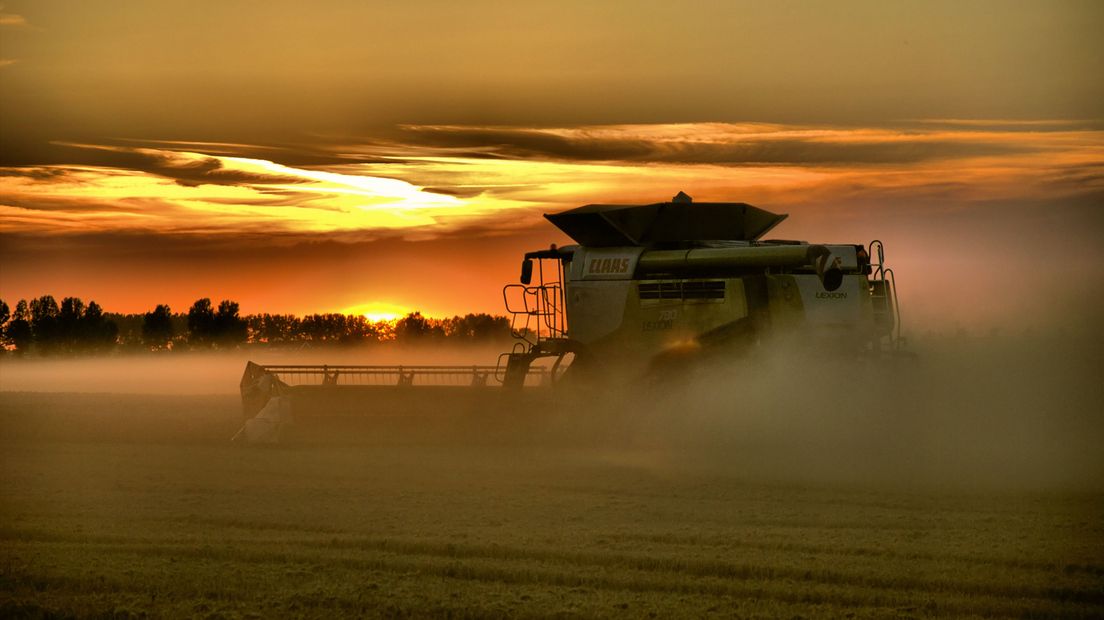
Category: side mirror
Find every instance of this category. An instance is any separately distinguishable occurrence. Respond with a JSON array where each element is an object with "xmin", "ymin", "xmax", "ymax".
[{"xmin": 520, "ymin": 258, "xmax": 533, "ymax": 285}]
